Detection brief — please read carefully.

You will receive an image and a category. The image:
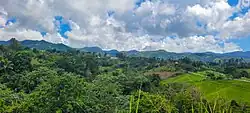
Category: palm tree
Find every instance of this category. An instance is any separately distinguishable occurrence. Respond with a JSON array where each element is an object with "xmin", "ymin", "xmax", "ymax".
[{"xmin": 0, "ymin": 56, "xmax": 13, "ymax": 73}]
